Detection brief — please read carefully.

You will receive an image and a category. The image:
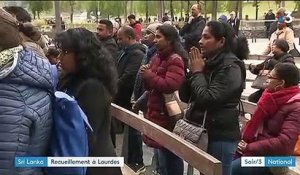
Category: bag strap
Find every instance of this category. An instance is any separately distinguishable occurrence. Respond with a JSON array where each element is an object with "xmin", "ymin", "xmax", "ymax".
[{"xmin": 201, "ymin": 110, "xmax": 207, "ymax": 128}]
